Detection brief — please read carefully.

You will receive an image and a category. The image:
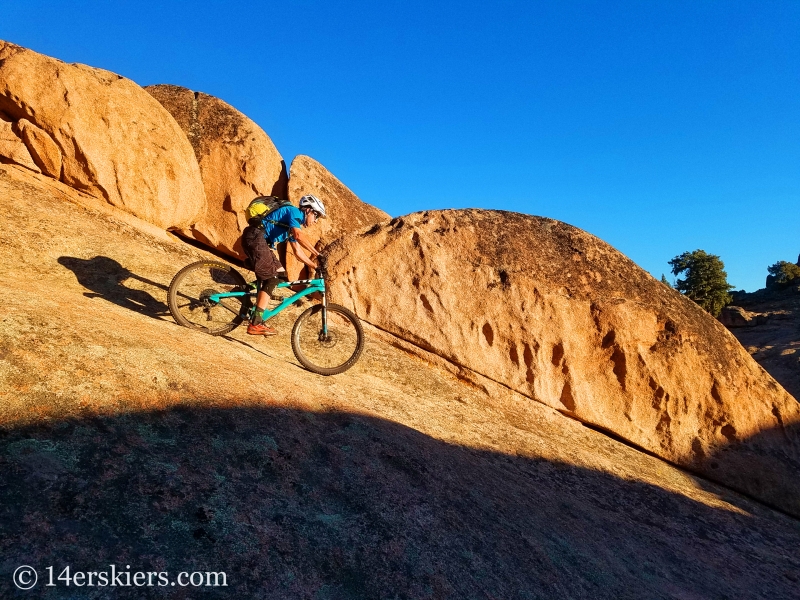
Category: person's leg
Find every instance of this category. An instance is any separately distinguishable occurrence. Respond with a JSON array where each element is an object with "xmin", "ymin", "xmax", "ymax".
[
  {"xmin": 251, "ymin": 286, "xmax": 269, "ymax": 325},
  {"xmin": 252, "ymin": 276, "xmax": 285, "ymax": 322},
  {"xmin": 242, "ymin": 227, "xmax": 281, "ymax": 335}
]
